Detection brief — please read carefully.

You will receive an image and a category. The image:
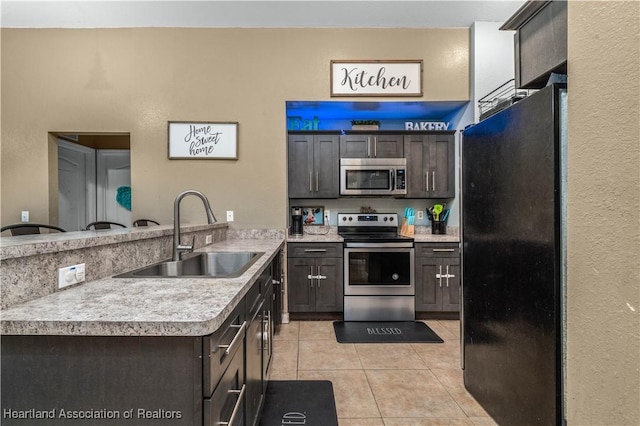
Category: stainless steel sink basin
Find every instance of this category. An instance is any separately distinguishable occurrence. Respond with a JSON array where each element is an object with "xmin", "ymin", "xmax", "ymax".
[{"xmin": 115, "ymin": 251, "xmax": 264, "ymax": 278}]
